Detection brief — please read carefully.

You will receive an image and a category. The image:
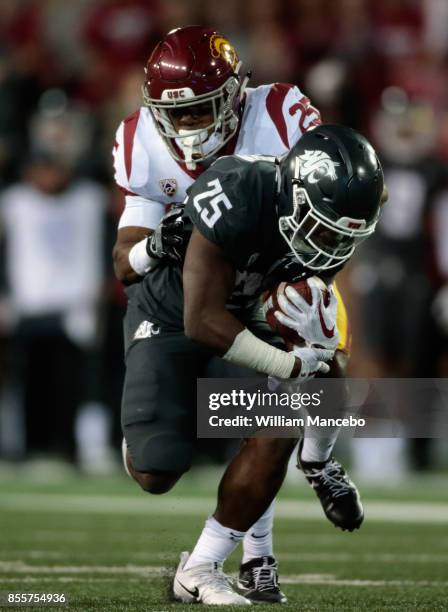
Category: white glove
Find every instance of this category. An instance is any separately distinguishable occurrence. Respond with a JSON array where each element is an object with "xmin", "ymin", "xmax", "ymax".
[
  {"xmin": 268, "ymin": 345, "xmax": 334, "ymax": 390},
  {"xmin": 275, "ymin": 278, "xmax": 340, "ymax": 351},
  {"xmin": 292, "ymin": 345, "xmax": 334, "ymax": 379}
]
